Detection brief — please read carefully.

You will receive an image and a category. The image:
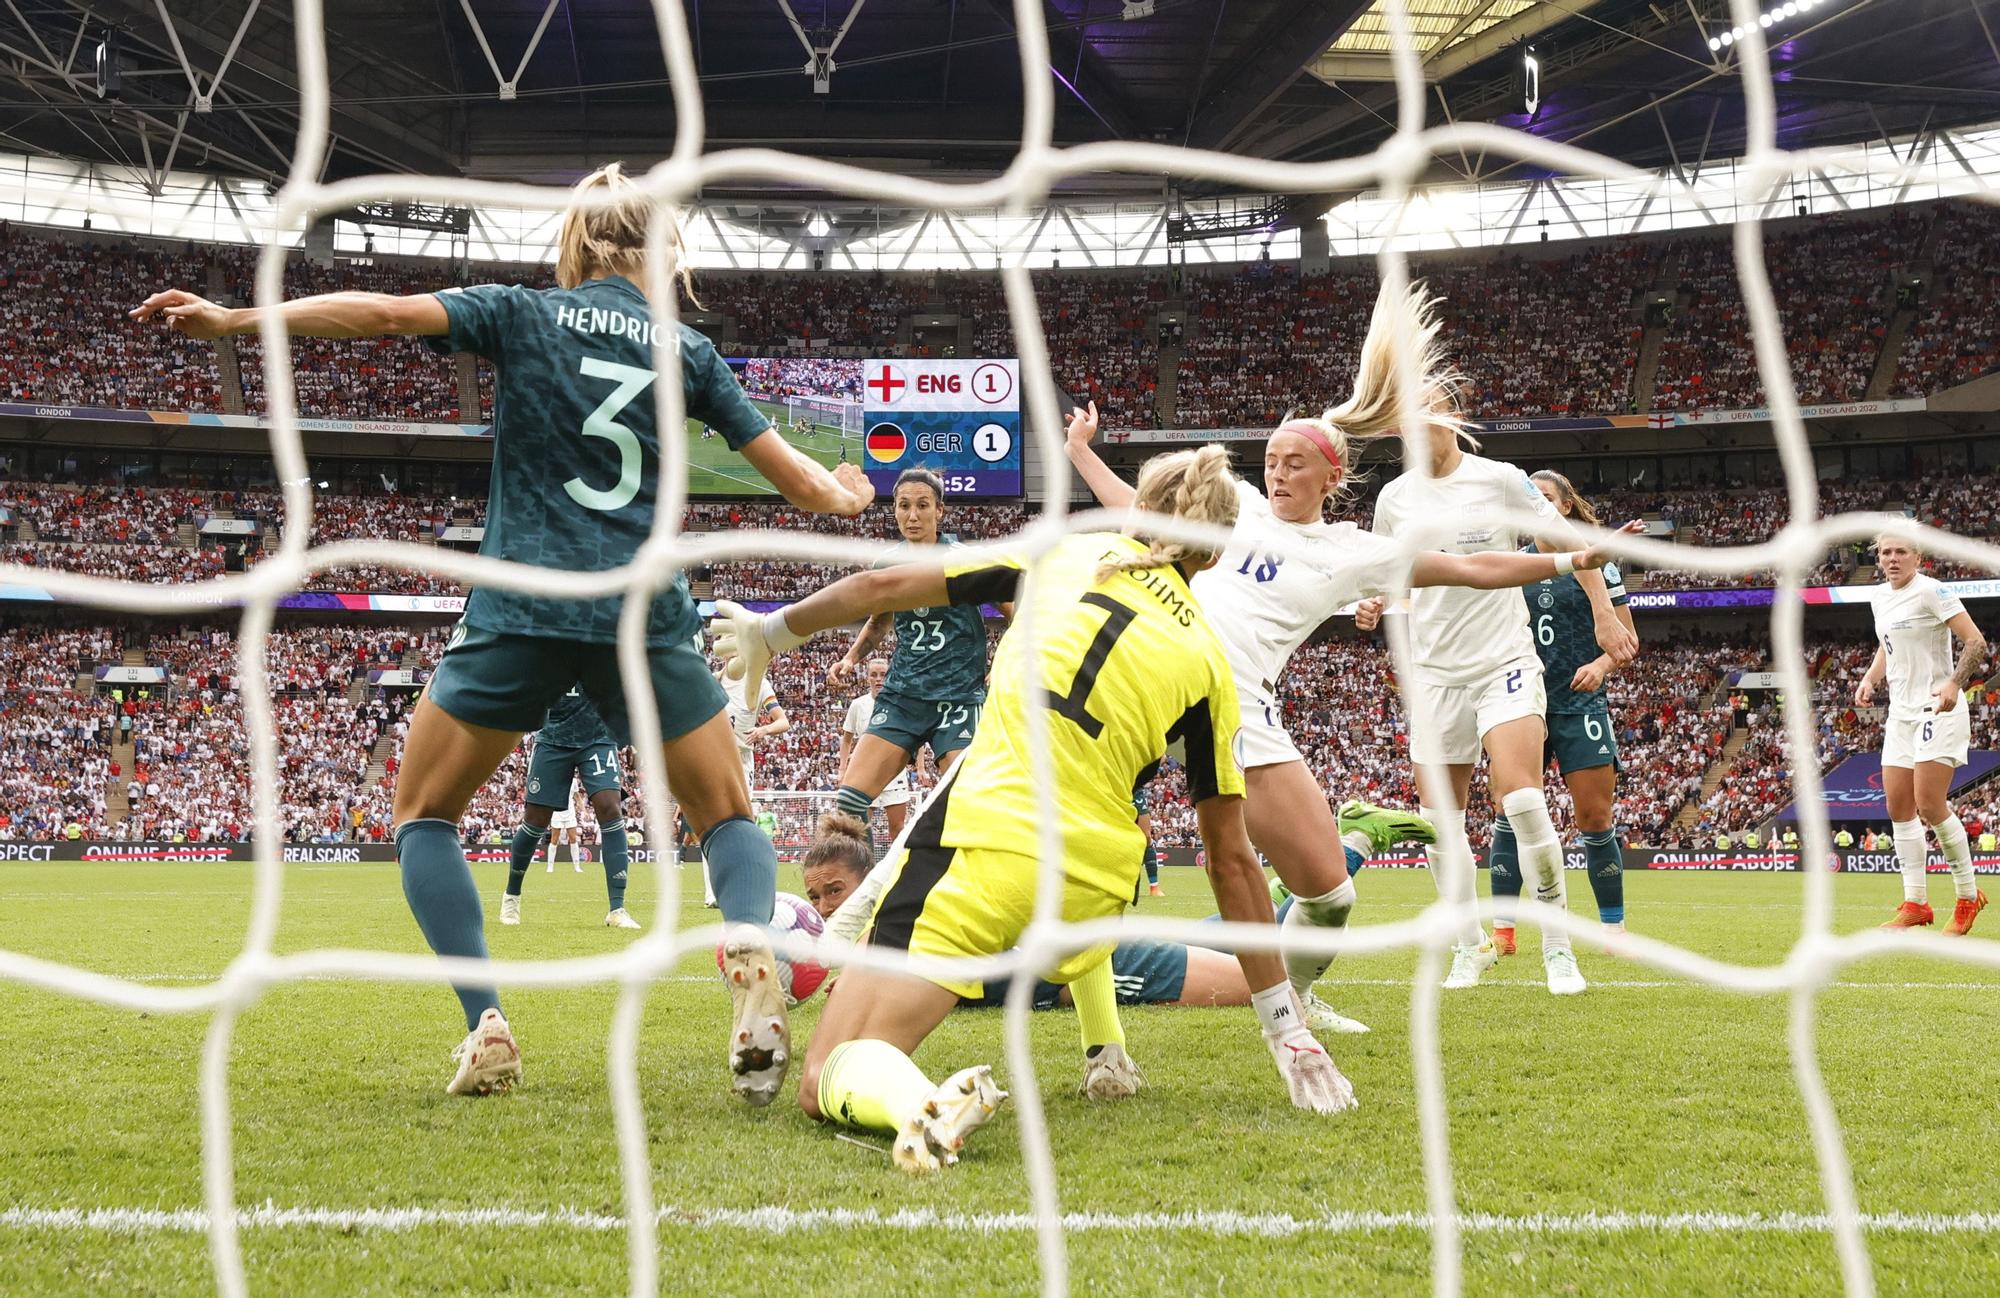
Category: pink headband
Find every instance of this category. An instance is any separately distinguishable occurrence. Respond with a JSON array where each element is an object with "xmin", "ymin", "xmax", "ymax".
[{"xmin": 1275, "ymin": 419, "xmax": 1343, "ymax": 470}]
